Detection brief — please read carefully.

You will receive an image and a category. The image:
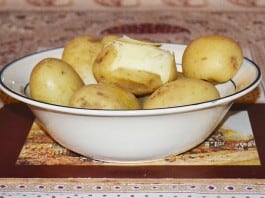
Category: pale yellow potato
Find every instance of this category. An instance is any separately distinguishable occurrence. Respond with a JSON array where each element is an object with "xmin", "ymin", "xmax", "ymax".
[
  {"xmin": 69, "ymin": 83, "xmax": 141, "ymax": 110},
  {"xmin": 93, "ymin": 38, "xmax": 177, "ymax": 96},
  {"xmin": 101, "ymin": 34, "xmax": 120, "ymax": 46},
  {"xmin": 62, "ymin": 35, "xmax": 102, "ymax": 84},
  {"xmin": 143, "ymin": 78, "xmax": 220, "ymax": 109},
  {"xmin": 182, "ymin": 35, "xmax": 243, "ymax": 83},
  {"xmin": 118, "ymin": 35, "xmax": 161, "ymax": 46},
  {"xmin": 30, "ymin": 58, "xmax": 84, "ymax": 106}
]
